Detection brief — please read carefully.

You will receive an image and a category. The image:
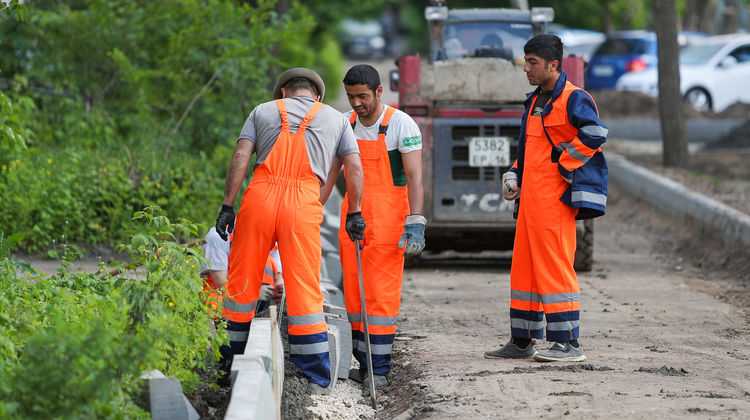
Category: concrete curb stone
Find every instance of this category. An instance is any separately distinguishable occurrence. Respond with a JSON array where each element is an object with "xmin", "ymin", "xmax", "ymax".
[
  {"xmin": 608, "ymin": 152, "xmax": 750, "ymax": 246},
  {"xmin": 140, "ymin": 370, "xmax": 199, "ymax": 420}
]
